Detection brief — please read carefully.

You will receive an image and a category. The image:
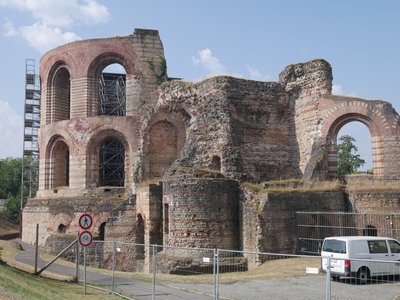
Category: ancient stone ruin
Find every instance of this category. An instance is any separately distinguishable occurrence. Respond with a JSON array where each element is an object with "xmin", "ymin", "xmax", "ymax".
[{"xmin": 22, "ymin": 29, "xmax": 400, "ymax": 267}]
